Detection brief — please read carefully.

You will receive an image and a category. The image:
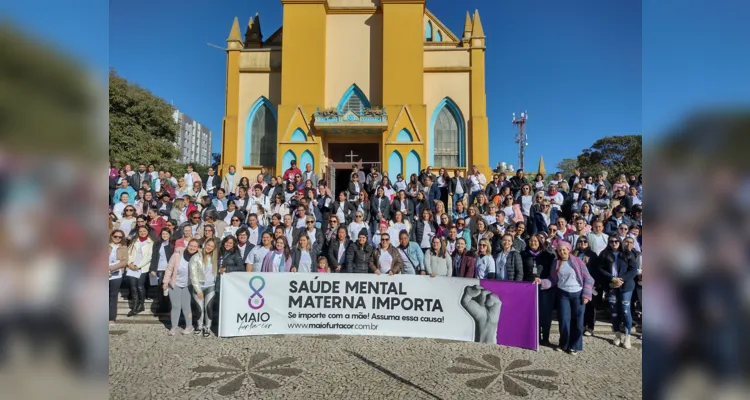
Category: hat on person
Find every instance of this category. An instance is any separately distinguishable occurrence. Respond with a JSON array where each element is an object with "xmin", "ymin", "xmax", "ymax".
[
  {"xmin": 555, "ymin": 241, "xmax": 572, "ymax": 251},
  {"xmin": 358, "ymin": 228, "xmax": 368, "ymax": 238}
]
